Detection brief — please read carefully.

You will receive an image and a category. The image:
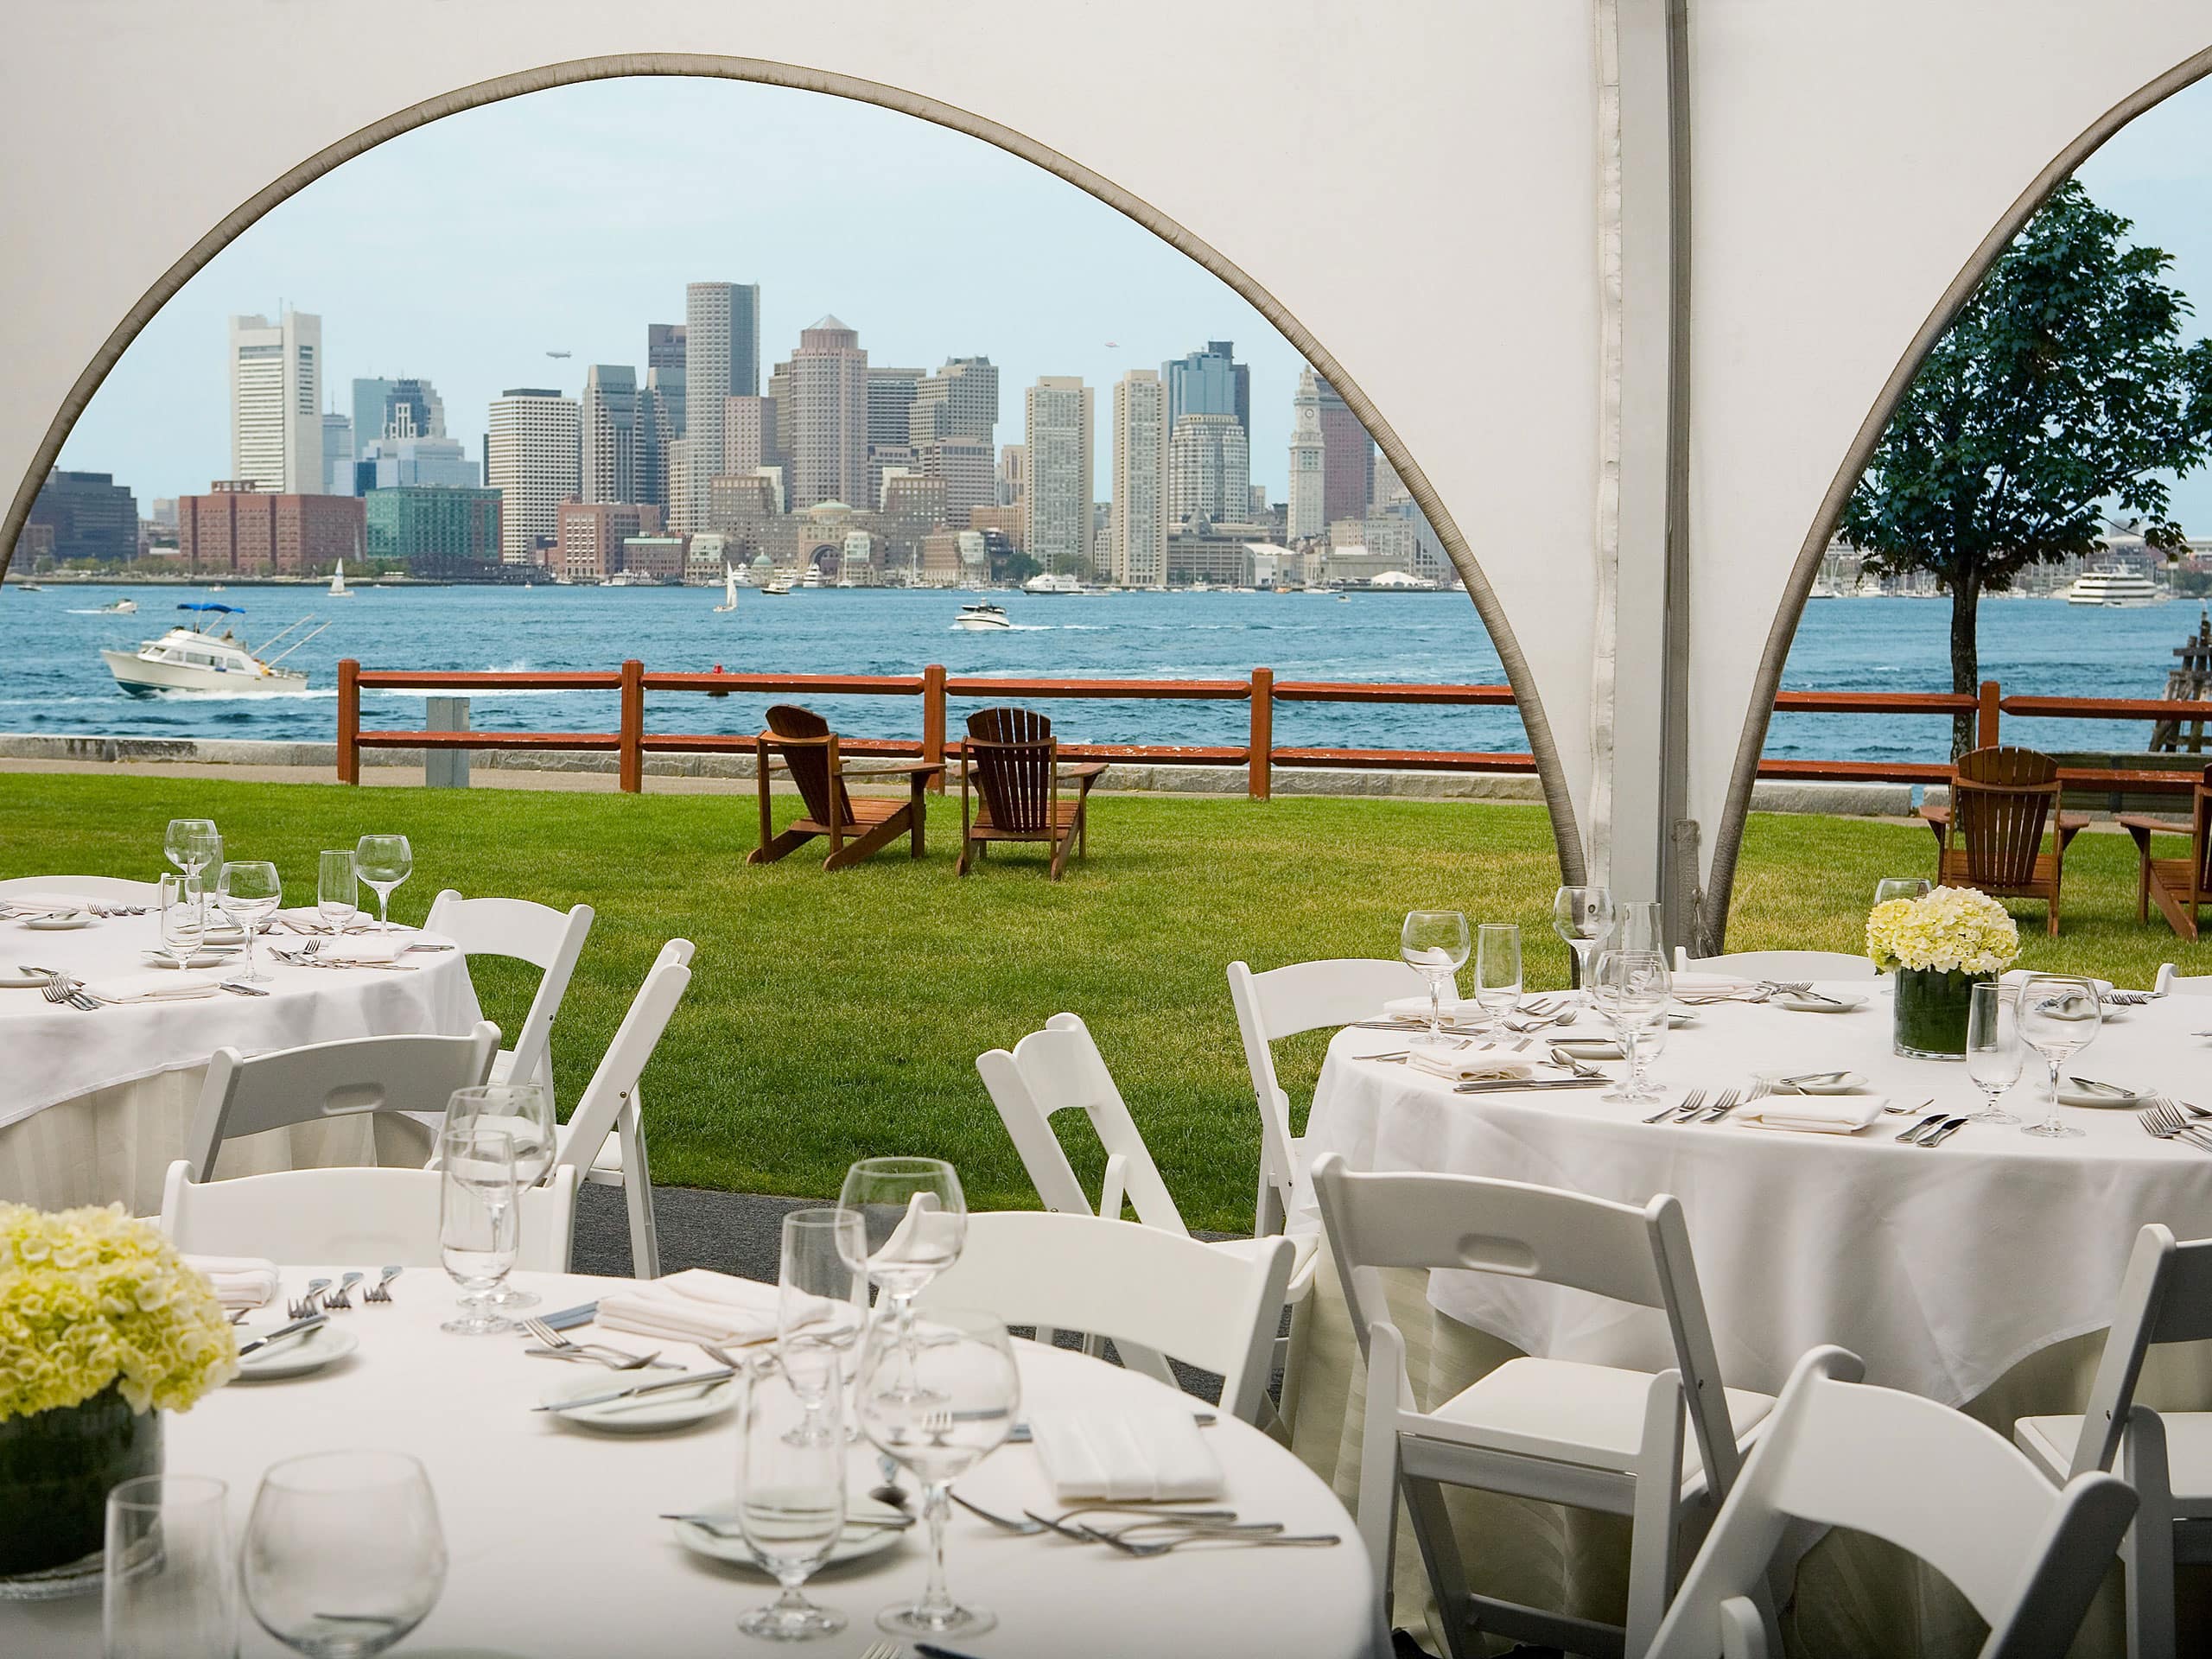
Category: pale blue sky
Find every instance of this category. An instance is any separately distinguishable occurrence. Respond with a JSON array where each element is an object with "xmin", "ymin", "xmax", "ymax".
[{"xmin": 55, "ymin": 72, "xmax": 2212, "ymax": 530}]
